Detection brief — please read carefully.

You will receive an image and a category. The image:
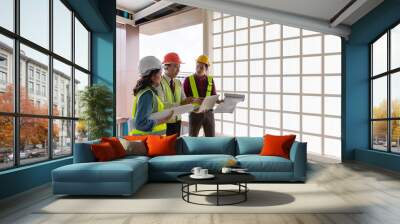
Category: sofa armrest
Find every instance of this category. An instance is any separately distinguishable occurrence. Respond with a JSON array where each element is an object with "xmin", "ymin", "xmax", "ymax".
[
  {"xmin": 73, "ymin": 140, "xmax": 100, "ymax": 163},
  {"xmin": 289, "ymin": 141, "xmax": 307, "ymax": 181}
]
